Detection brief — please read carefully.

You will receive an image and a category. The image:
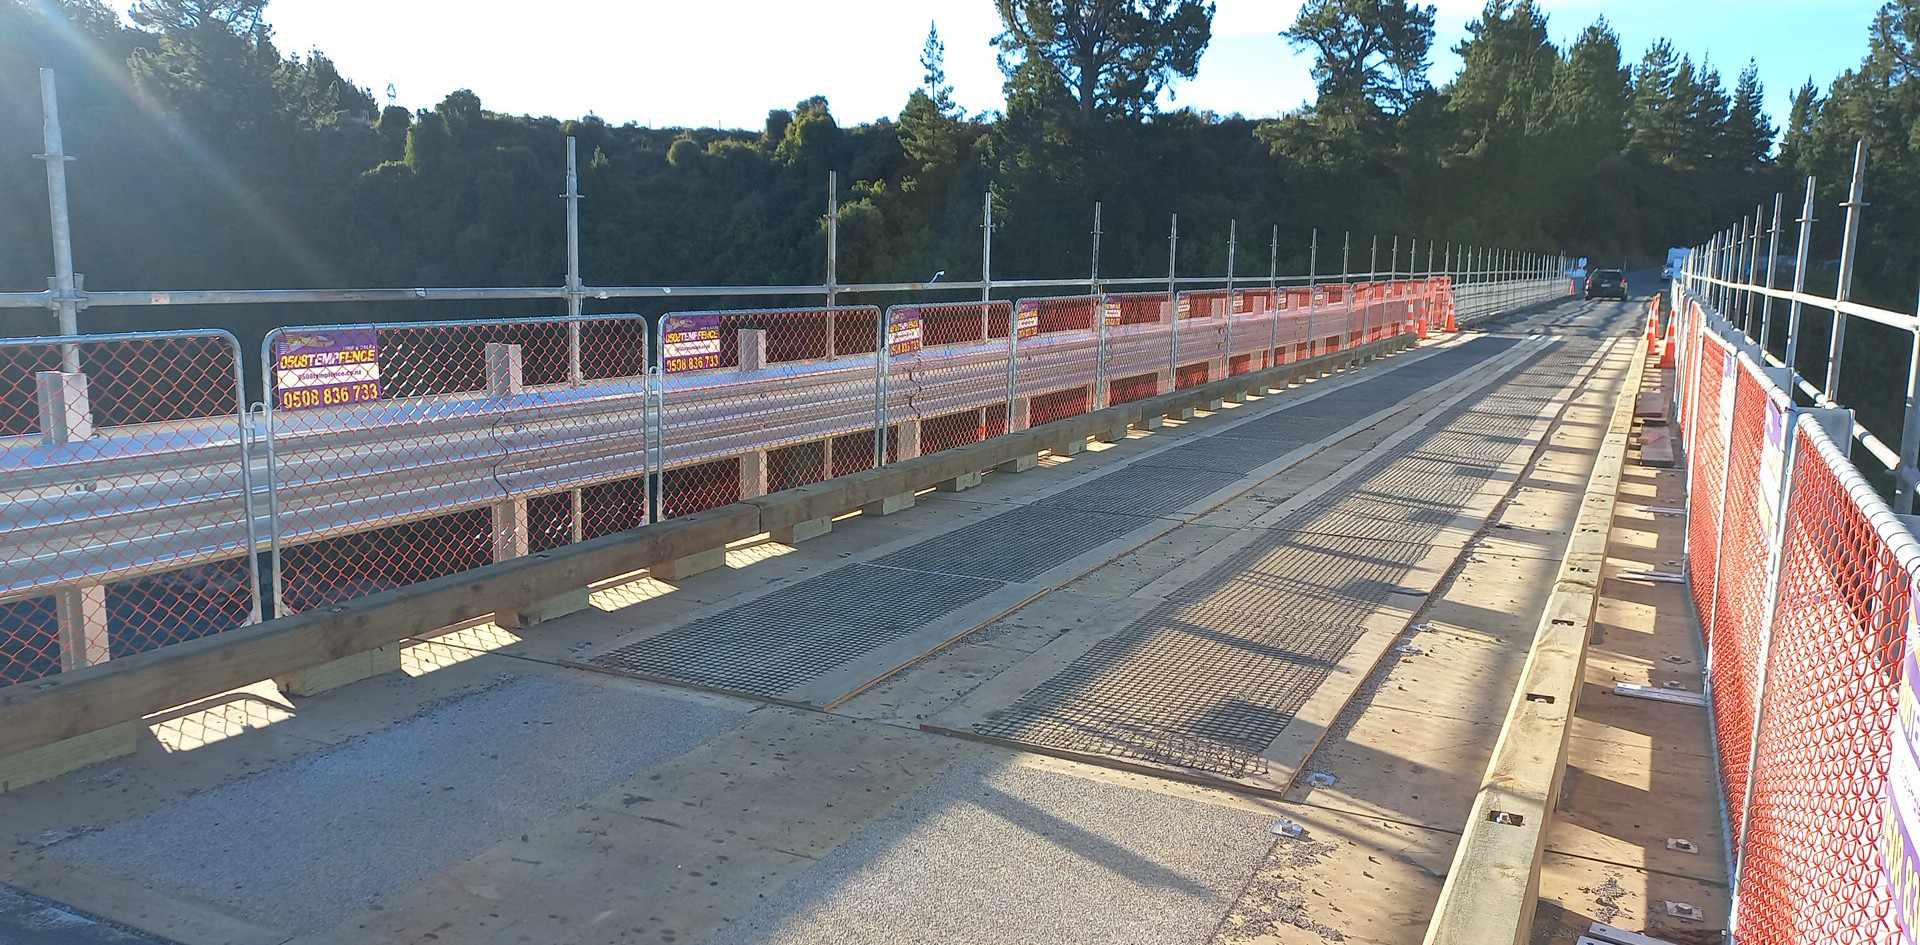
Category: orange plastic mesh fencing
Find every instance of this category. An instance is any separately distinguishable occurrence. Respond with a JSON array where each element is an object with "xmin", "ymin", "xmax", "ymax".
[
  {"xmin": 1022, "ymin": 295, "xmax": 1098, "ymax": 334},
  {"xmin": 1110, "ymin": 372, "xmax": 1160, "ymax": 406},
  {"xmin": 768, "ymin": 441, "xmax": 827, "ymax": 493},
  {"xmin": 1733, "ymin": 423, "xmax": 1914, "ymax": 945},
  {"xmin": 916, "ymin": 301, "xmax": 1008, "ymax": 346},
  {"xmin": 1, "ymin": 332, "xmax": 255, "ymax": 684},
  {"xmin": 829, "ymin": 429, "xmax": 897, "ymax": 477},
  {"xmin": 1179, "ymin": 289, "xmax": 1228, "ymax": 319},
  {"xmin": 526, "ymin": 491, "xmax": 577, "ymax": 553},
  {"xmin": 1175, "ymin": 362, "xmax": 1210, "ymax": 391},
  {"xmin": 1687, "ymin": 333, "xmax": 1733, "ymax": 636},
  {"xmin": 1105, "ymin": 292, "xmax": 1170, "ymax": 326},
  {"xmin": 922, "ymin": 408, "xmax": 987, "ymax": 456},
  {"xmin": 660, "ymin": 306, "xmax": 877, "ymax": 371},
  {"xmin": 984, "ymin": 402, "xmax": 1008, "ymax": 440},
  {"xmin": 0, "ymin": 596, "xmax": 59, "ymax": 687},
  {"xmin": 1707, "ymin": 364, "xmax": 1775, "ymax": 839},
  {"xmin": 578, "ymin": 476, "xmax": 650, "ymax": 542},
  {"xmin": 1229, "ymin": 353, "xmax": 1256, "ymax": 377},
  {"xmin": 1030, "ymin": 386, "xmax": 1091, "ymax": 427}
]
